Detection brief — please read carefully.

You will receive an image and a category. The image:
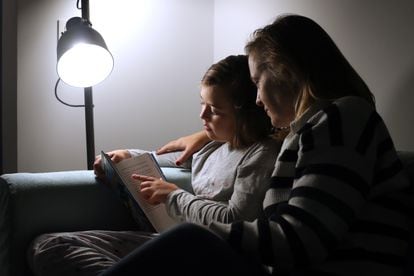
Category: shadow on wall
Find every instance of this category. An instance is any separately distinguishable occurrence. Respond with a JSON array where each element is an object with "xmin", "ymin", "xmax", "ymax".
[{"xmin": 384, "ymin": 61, "xmax": 414, "ymax": 151}]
